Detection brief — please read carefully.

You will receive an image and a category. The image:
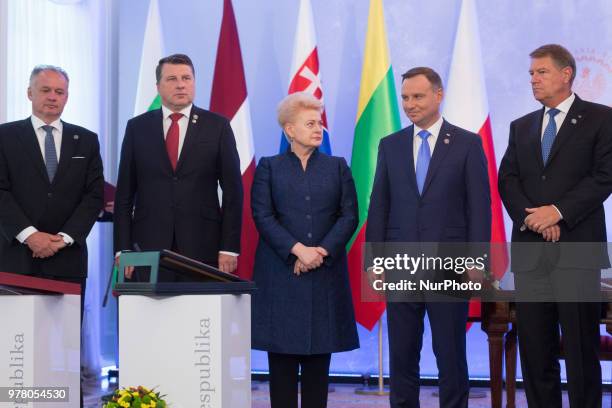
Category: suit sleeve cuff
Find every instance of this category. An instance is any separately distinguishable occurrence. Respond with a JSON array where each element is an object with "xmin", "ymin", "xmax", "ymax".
[
  {"xmin": 16, "ymin": 226, "xmax": 38, "ymax": 244},
  {"xmin": 552, "ymin": 205, "xmax": 564, "ymax": 220},
  {"xmin": 219, "ymin": 251, "xmax": 239, "ymax": 256},
  {"xmin": 58, "ymin": 232, "xmax": 74, "ymax": 246}
]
